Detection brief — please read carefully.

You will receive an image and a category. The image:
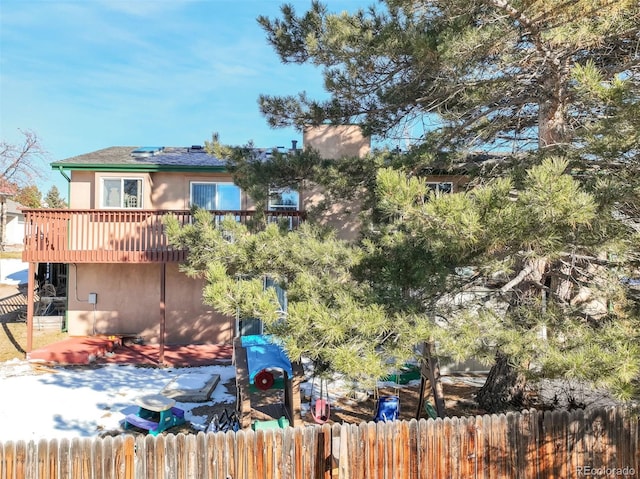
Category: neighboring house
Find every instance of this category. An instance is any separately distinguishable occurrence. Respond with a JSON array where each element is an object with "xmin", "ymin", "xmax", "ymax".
[
  {"xmin": 3, "ymin": 199, "xmax": 26, "ymax": 247},
  {"xmin": 20, "ymin": 126, "xmax": 372, "ymax": 350}
]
